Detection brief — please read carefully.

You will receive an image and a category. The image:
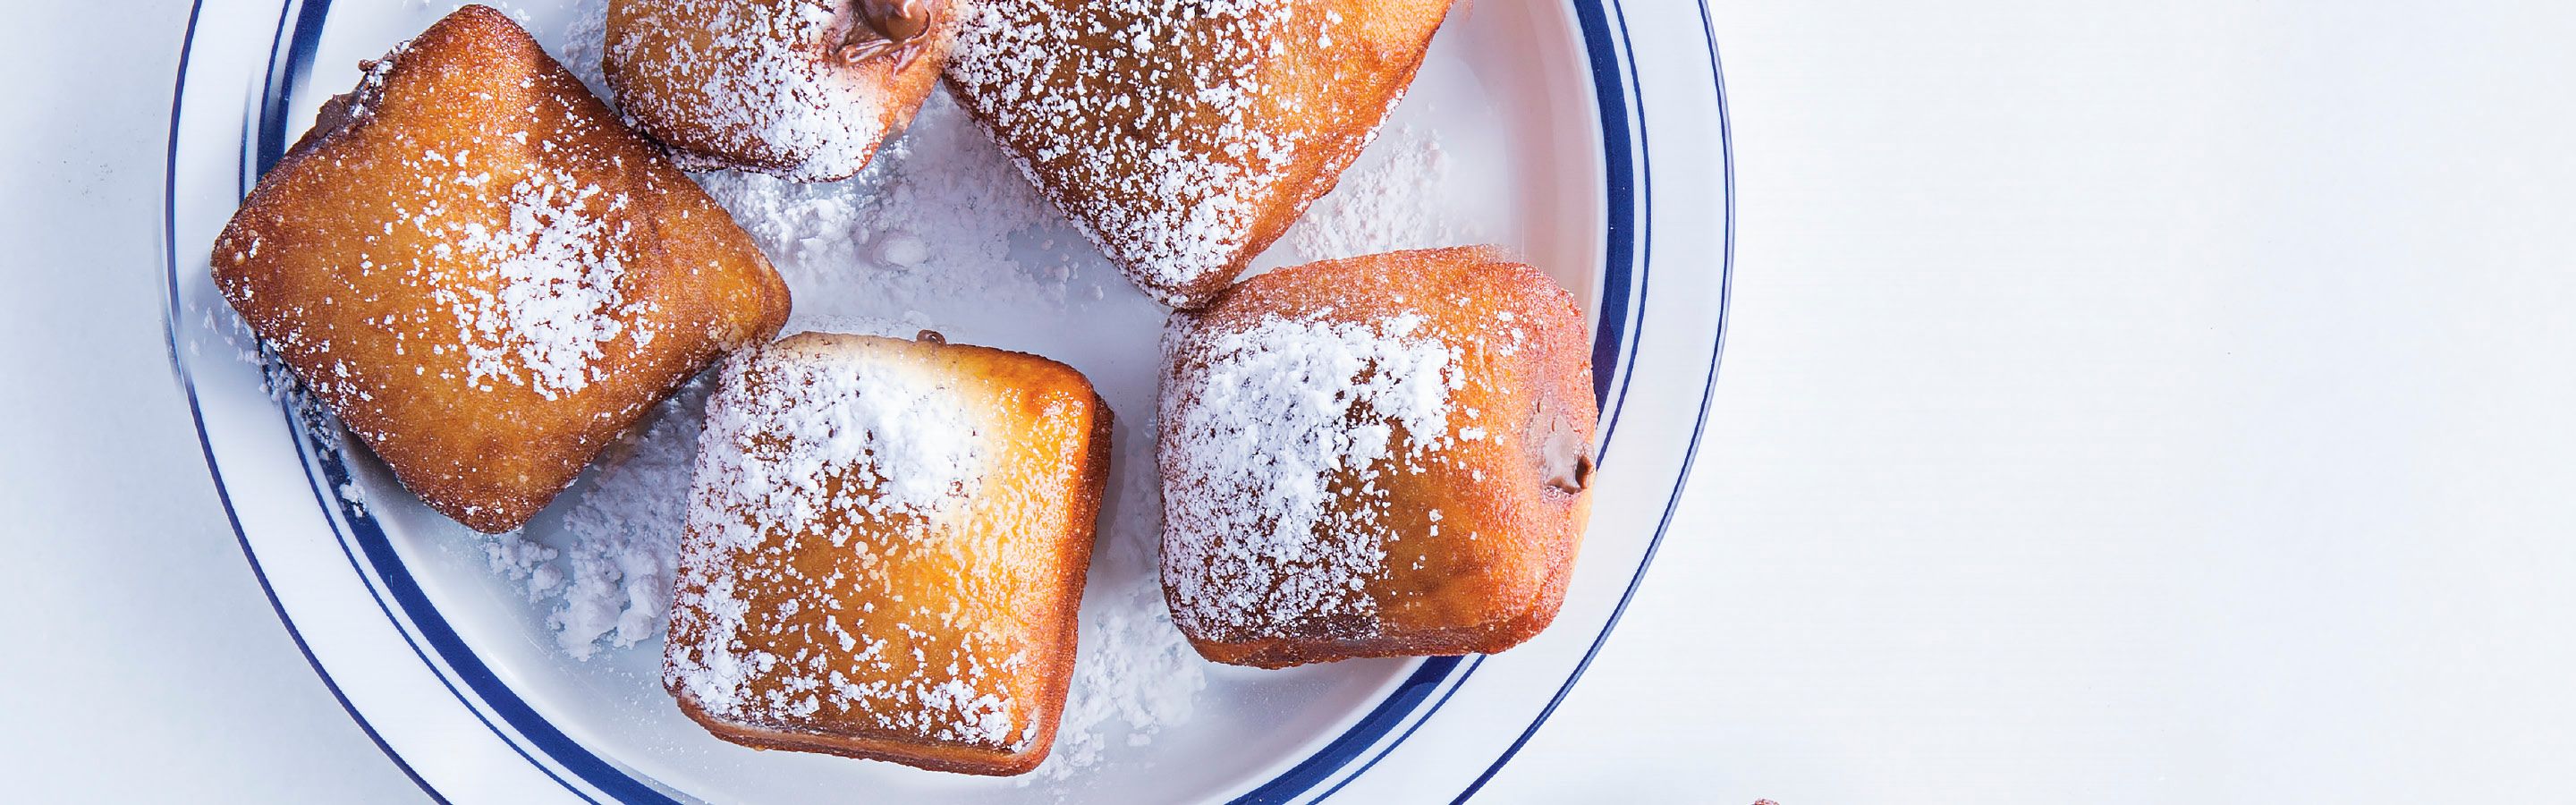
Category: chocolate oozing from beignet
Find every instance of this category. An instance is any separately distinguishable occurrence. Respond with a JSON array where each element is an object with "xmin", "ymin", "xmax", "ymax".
[
  {"xmin": 838, "ymin": 0, "xmax": 940, "ymax": 64},
  {"xmin": 1157, "ymin": 246, "xmax": 1597, "ymax": 669},
  {"xmin": 1536, "ymin": 394, "xmax": 1594, "ymax": 495}
]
